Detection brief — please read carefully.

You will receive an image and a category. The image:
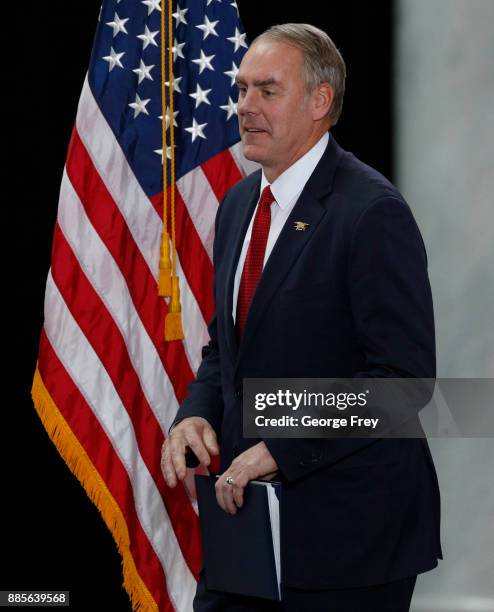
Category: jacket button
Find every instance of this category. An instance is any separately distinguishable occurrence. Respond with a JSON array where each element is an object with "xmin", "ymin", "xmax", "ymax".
[
  {"xmin": 235, "ymin": 388, "xmax": 243, "ymax": 399},
  {"xmin": 311, "ymin": 452, "xmax": 321, "ymax": 463}
]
